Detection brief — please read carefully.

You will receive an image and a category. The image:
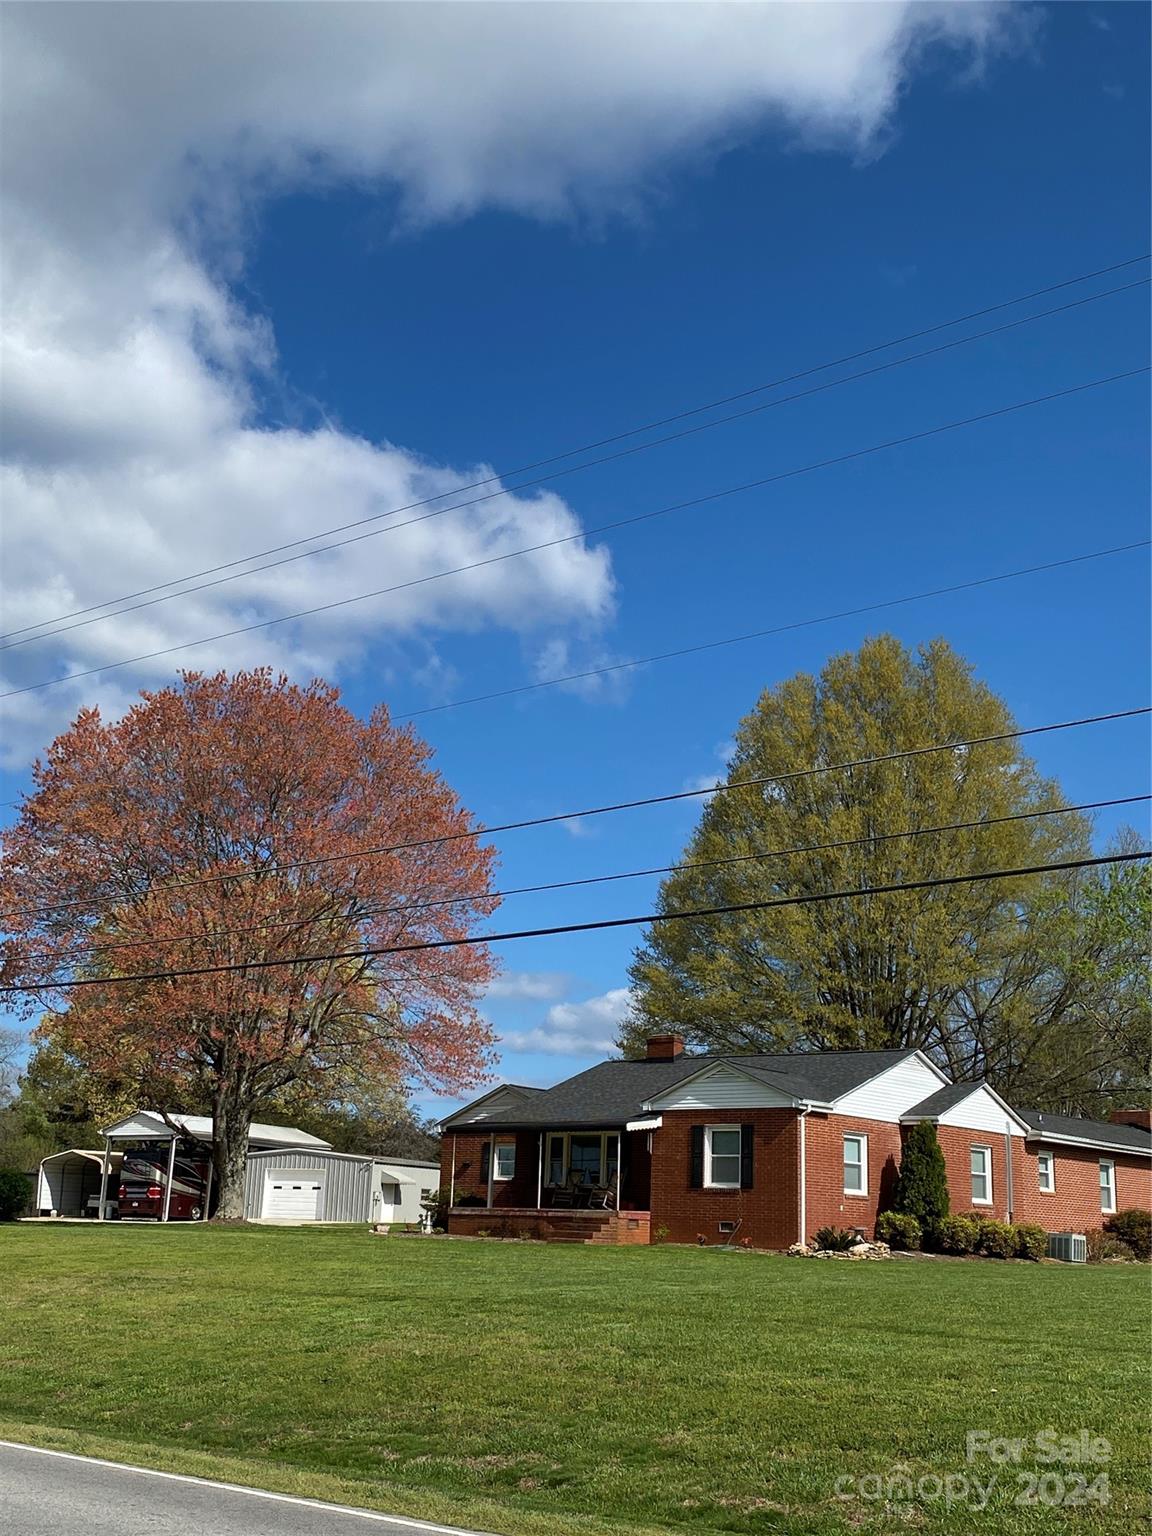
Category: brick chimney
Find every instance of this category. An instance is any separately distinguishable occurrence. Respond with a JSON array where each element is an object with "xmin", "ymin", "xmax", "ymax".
[
  {"xmin": 1109, "ymin": 1108, "xmax": 1152, "ymax": 1131},
  {"xmin": 646, "ymin": 1034, "xmax": 685, "ymax": 1061}
]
